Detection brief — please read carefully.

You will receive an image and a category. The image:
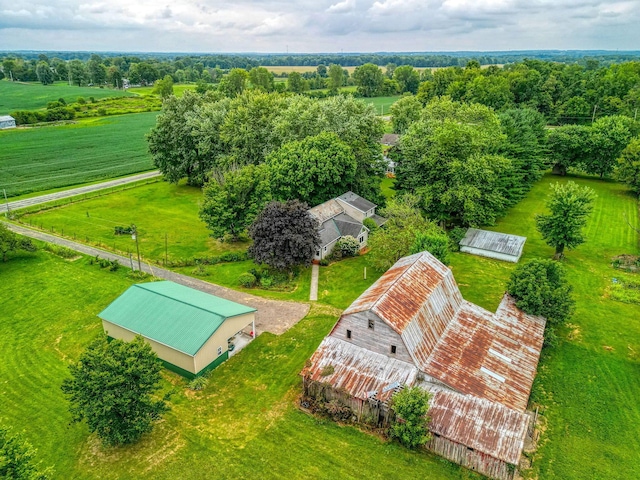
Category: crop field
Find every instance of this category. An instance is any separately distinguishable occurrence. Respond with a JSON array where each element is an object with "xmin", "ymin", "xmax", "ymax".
[
  {"xmin": 0, "ymin": 112, "xmax": 157, "ymax": 197},
  {"xmin": 1, "ymin": 173, "xmax": 638, "ymax": 479},
  {"xmin": 128, "ymin": 84, "xmax": 198, "ymax": 97},
  {"xmin": 0, "ymin": 80, "xmax": 132, "ymax": 112}
]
